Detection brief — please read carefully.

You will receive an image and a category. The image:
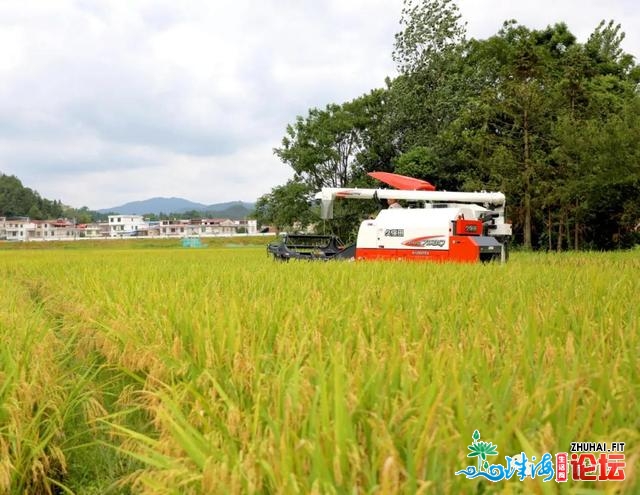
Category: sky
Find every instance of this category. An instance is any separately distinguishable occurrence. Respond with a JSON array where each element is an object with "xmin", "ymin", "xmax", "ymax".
[{"xmin": 1, "ymin": 0, "xmax": 638, "ymax": 210}]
